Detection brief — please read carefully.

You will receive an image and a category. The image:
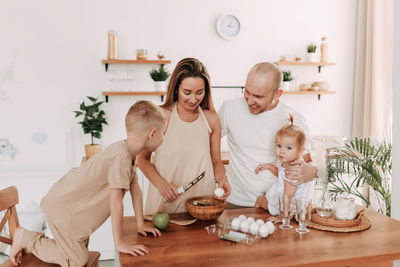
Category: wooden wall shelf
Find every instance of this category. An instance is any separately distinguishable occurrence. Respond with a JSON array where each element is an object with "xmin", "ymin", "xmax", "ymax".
[
  {"xmin": 101, "ymin": 90, "xmax": 335, "ymax": 102},
  {"xmin": 102, "ymin": 91, "xmax": 166, "ymax": 102},
  {"xmin": 101, "ymin": 59, "xmax": 171, "ymax": 71},
  {"xmin": 283, "ymin": 90, "xmax": 335, "ymax": 100},
  {"xmin": 275, "ymin": 61, "xmax": 335, "ymax": 72}
]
